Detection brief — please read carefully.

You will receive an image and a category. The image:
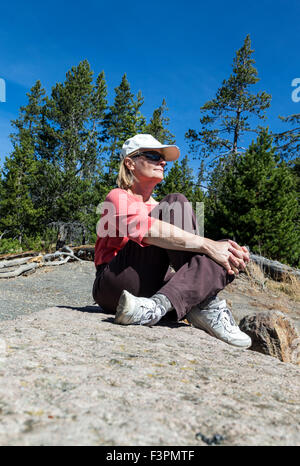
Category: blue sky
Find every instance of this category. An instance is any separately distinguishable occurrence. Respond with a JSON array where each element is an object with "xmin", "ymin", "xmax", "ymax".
[{"xmin": 0, "ymin": 0, "xmax": 299, "ymax": 174}]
